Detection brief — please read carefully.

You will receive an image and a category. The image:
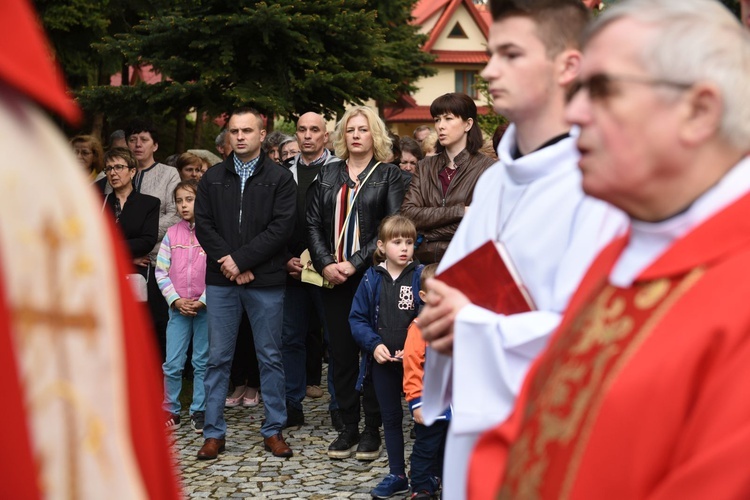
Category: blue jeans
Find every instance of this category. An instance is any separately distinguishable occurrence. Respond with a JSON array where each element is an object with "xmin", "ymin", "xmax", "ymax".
[
  {"xmin": 162, "ymin": 307, "xmax": 208, "ymax": 414},
  {"xmin": 204, "ymin": 285, "xmax": 286, "ymax": 439},
  {"xmin": 282, "ymin": 283, "xmax": 337, "ymax": 411}
]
